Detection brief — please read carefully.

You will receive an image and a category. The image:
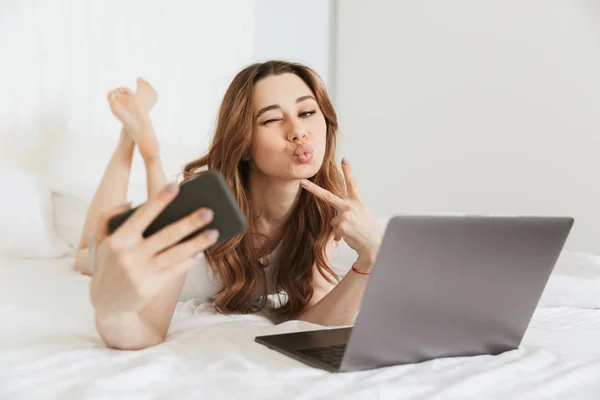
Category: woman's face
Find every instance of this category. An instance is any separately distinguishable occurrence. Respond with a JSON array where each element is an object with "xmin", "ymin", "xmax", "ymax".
[{"xmin": 249, "ymin": 73, "xmax": 327, "ymax": 181}]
